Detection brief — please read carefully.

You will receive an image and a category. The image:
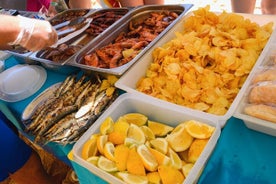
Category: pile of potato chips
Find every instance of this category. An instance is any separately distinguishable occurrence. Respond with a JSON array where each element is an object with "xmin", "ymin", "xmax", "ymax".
[{"xmin": 136, "ymin": 6, "xmax": 274, "ymax": 115}]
